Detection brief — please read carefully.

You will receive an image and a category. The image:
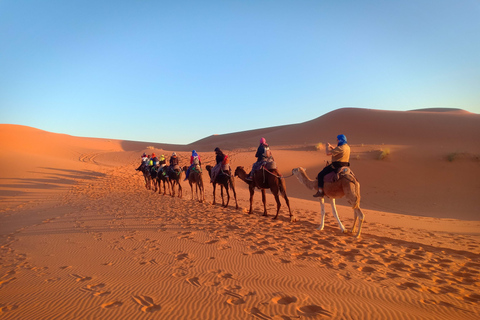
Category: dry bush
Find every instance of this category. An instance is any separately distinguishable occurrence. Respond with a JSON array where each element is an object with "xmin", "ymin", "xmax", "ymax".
[
  {"xmin": 378, "ymin": 148, "xmax": 390, "ymax": 160},
  {"xmin": 315, "ymin": 142, "xmax": 325, "ymax": 151}
]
